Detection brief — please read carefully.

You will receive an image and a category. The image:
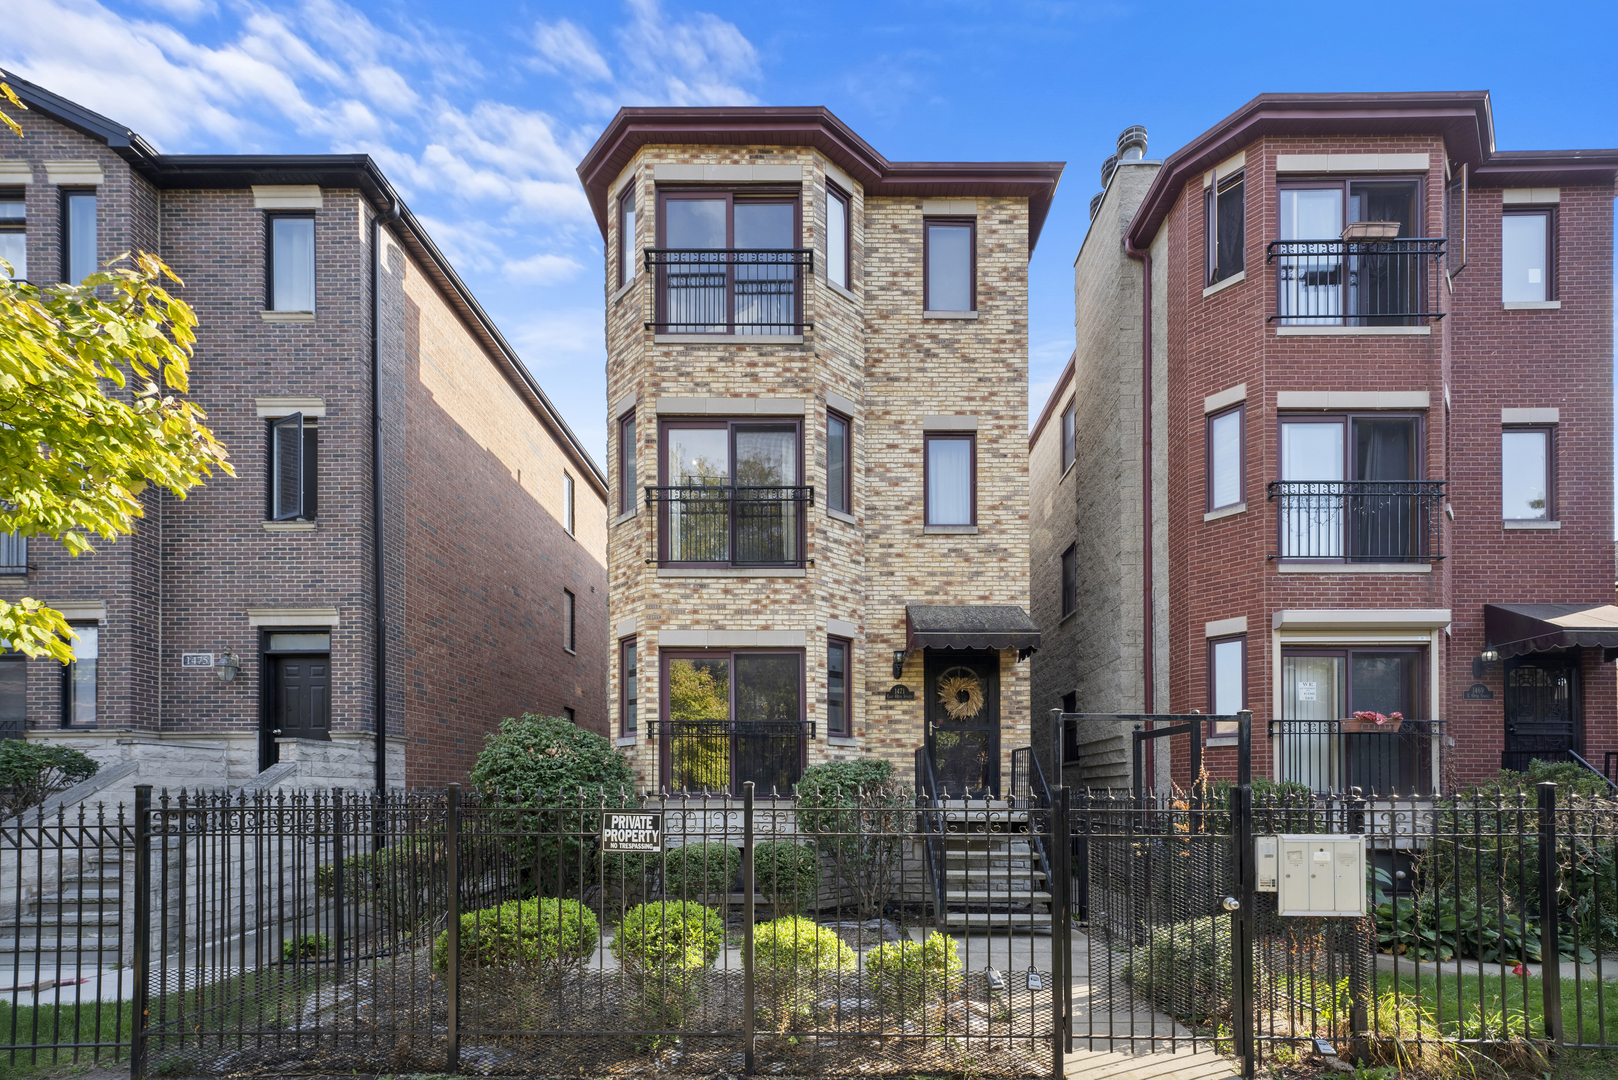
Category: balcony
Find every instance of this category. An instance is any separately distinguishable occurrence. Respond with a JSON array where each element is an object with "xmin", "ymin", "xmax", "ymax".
[
  {"xmin": 1268, "ymin": 481, "xmax": 1446, "ymax": 563},
  {"xmin": 1266, "ymin": 238, "xmax": 1445, "ymax": 326},
  {"xmin": 644, "ymin": 249, "xmax": 813, "ymax": 335},
  {"xmin": 658, "ymin": 719, "xmax": 812, "ymax": 796},
  {"xmin": 1271, "ymin": 719, "xmax": 1444, "ymax": 797},
  {"xmin": 646, "ymin": 485, "xmax": 813, "ymax": 568}
]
